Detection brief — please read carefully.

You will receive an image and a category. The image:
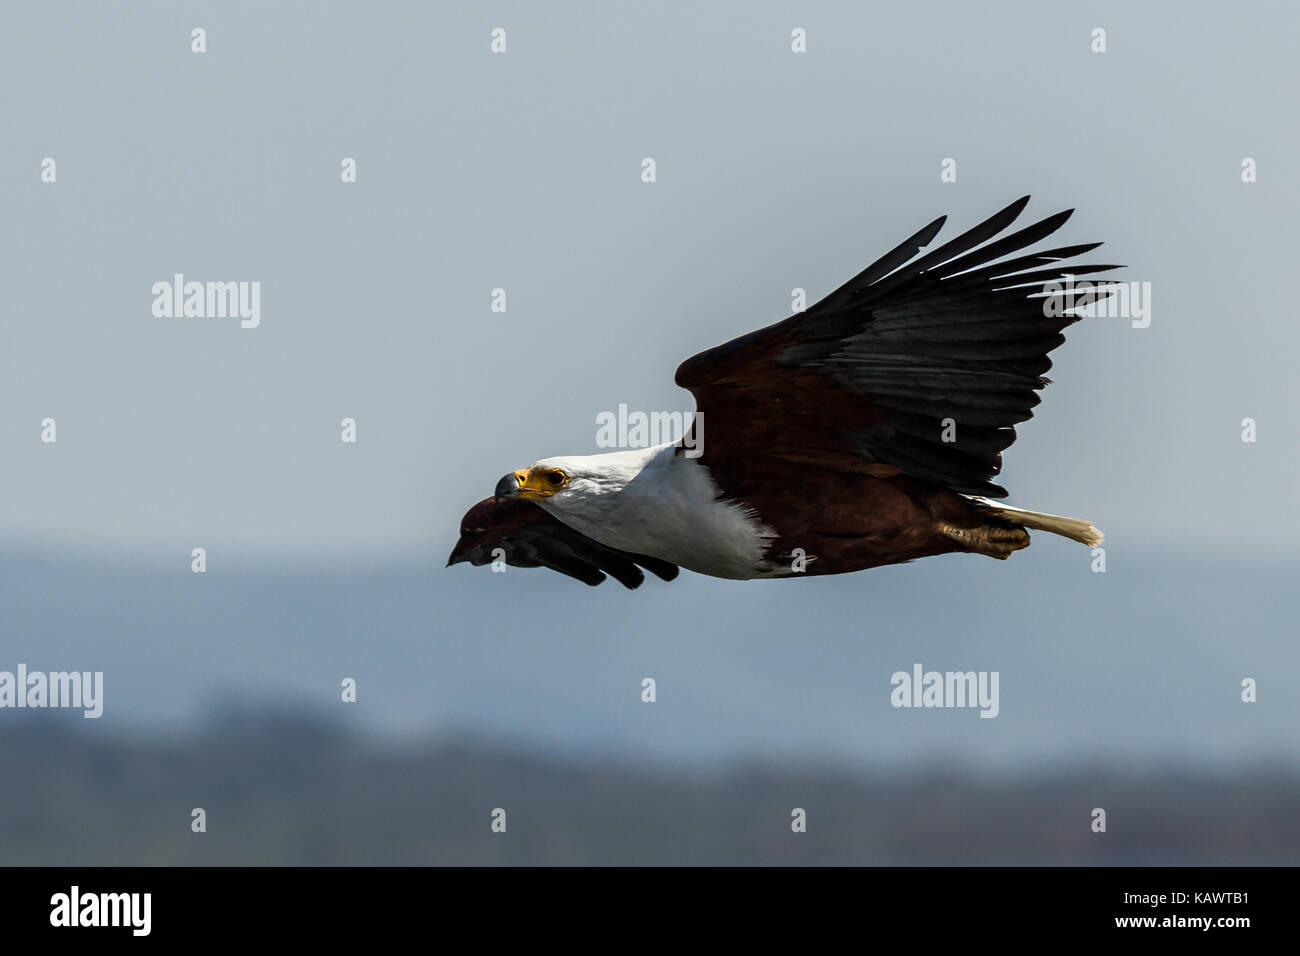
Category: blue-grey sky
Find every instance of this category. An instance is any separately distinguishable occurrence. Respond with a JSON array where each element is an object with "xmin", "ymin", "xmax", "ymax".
[
  {"xmin": 2, "ymin": 2, "xmax": 1297, "ymax": 768},
  {"xmin": 4, "ymin": 0, "xmax": 1297, "ymax": 560}
]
